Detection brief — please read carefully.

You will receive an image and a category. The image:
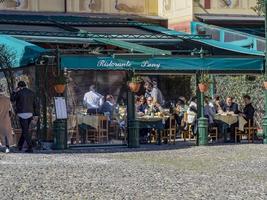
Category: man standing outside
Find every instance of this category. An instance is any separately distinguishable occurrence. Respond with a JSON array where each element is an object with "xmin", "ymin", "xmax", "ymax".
[
  {"xmin": 11, "ymin": 81, "xmax": 39, "ymax": 153},
  {"xmin": 83, "ymin": 85, "xmax": 104, "ymax": 114}
]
